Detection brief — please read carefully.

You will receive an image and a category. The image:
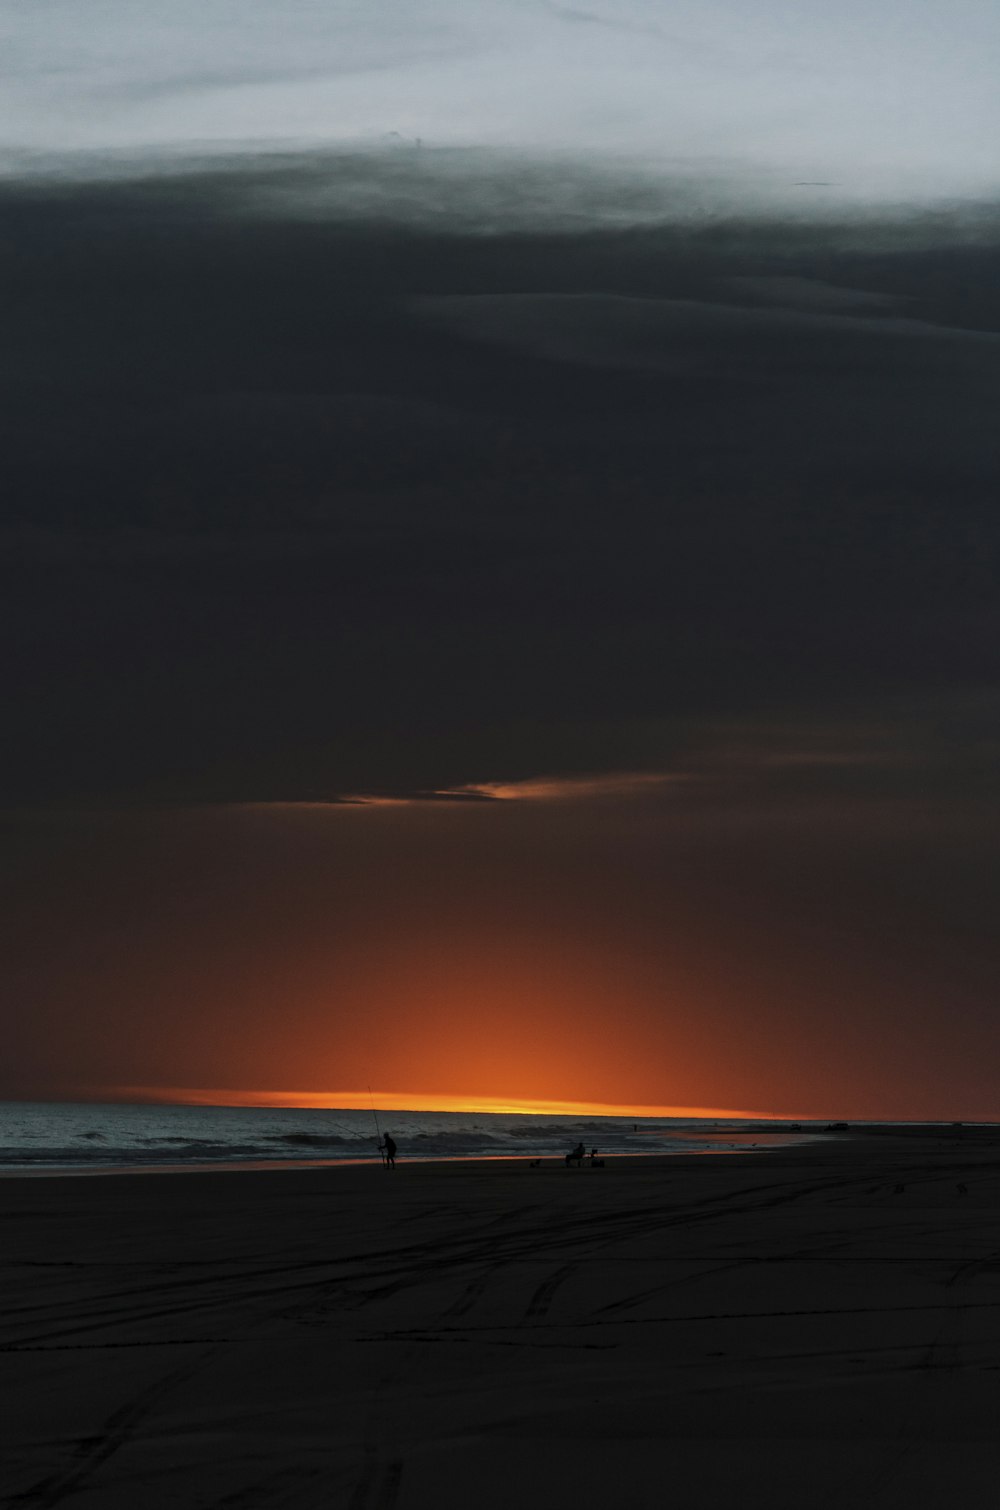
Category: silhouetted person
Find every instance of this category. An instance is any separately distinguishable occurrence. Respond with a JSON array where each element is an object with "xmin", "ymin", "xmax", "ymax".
[
  {"xmin": 566, "ymin": 1141, "xmax": 586, "ymax": 1167},
  {"xmin": 383, "ymin": 1133, "xmax": 397, "ymax": 1169}
]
